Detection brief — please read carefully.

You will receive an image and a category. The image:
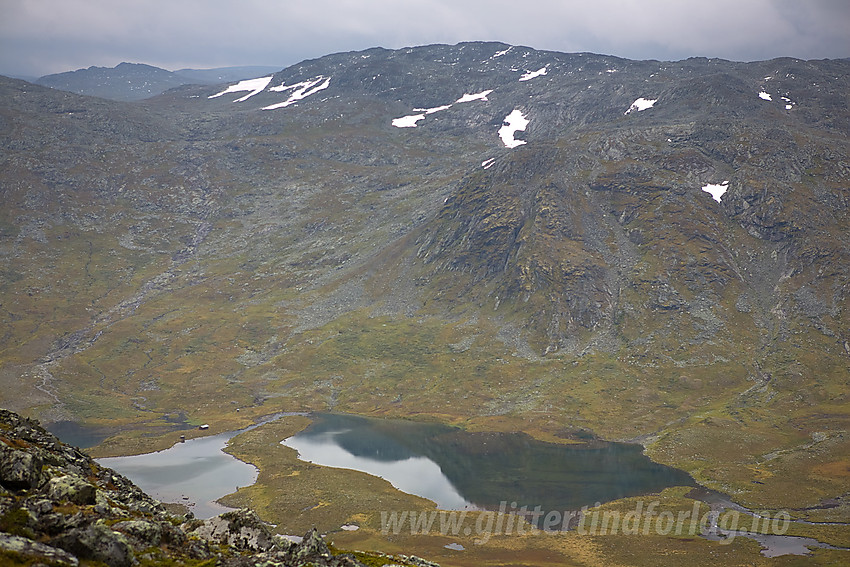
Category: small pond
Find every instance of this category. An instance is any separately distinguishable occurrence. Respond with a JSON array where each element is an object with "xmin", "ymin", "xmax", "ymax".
[
  {"xmin": 46, "ymin": 421, "xmax": 116, "ymax": 449},
  {"xmin": 47, "ymin": 412, "xmax": 192, "ymax": 449}
]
